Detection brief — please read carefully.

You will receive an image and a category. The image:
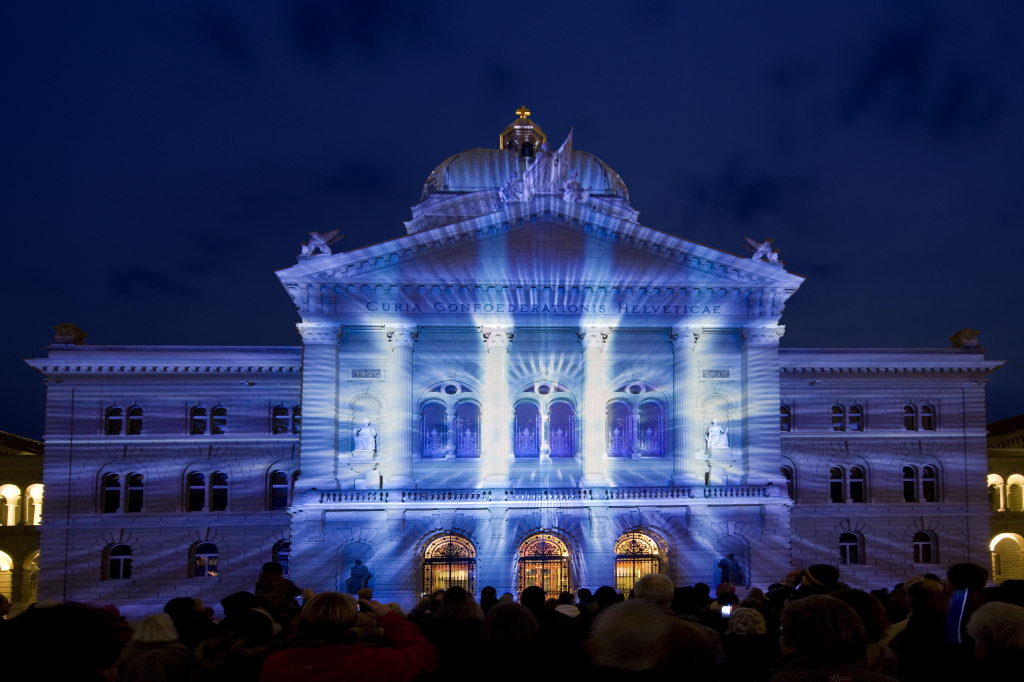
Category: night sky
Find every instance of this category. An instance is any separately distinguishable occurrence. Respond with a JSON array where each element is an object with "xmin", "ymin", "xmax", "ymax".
[{"xmin": 2, "ymin": 1, "xmax": 1022, "ymax": 440}]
